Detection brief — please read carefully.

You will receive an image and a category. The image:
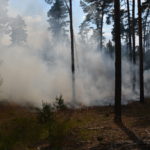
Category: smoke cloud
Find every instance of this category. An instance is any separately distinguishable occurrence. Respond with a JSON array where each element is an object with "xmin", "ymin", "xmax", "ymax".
[{"xmin": 0, "ymin": 0, "xmax": 149, "ymax": 107}]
